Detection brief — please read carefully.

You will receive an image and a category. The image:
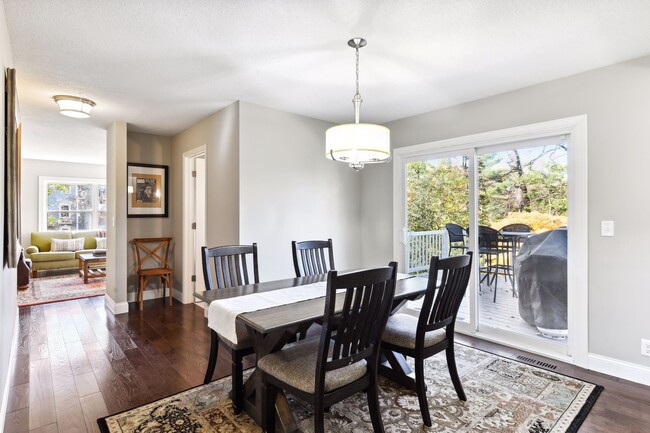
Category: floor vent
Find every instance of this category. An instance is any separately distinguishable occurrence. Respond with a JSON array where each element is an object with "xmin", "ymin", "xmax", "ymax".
[{"xmin": 516, "ymin": 355, "xmax": 557, "ymax": 370}]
